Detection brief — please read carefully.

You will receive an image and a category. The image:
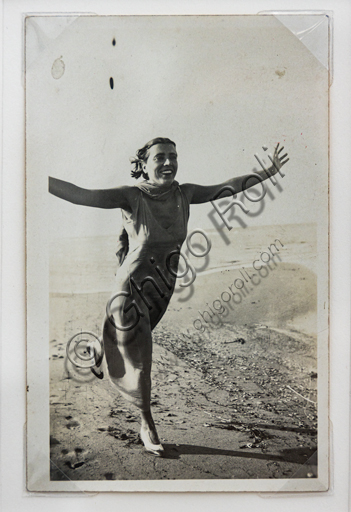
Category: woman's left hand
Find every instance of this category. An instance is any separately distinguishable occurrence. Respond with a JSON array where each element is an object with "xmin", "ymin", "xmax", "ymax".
[{"xmin": 270, "ymin": 143, "xmax": 289, "ymax": 175}]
